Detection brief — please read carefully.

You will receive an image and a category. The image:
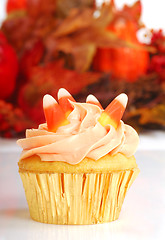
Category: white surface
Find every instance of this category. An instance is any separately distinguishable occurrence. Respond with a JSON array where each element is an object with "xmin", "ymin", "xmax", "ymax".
[{"xmin": 0, "ymin": 132, "xmax": 165, "ymax": 239}]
